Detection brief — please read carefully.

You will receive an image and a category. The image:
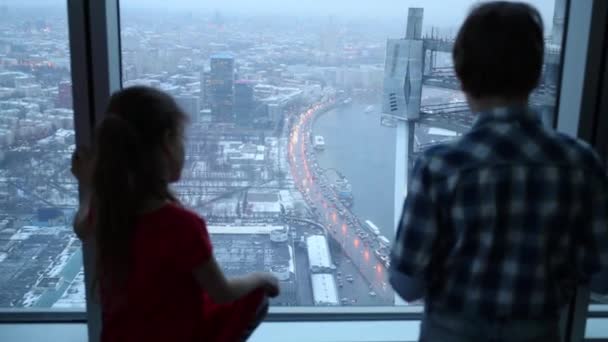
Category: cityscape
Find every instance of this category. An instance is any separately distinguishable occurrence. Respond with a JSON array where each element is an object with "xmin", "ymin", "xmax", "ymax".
[{"xmin": 0, "ymin": 0, "xmax": 581, "ymax": 310}]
